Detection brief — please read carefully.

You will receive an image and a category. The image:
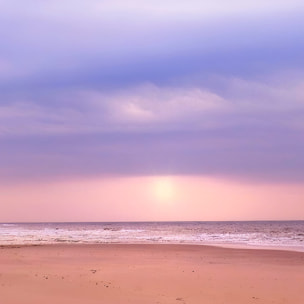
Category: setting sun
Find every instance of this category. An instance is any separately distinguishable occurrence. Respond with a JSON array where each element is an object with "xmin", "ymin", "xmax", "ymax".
[{"xmin": 151, "ymin": 177, "xmax": 176, "ymax": 202}]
